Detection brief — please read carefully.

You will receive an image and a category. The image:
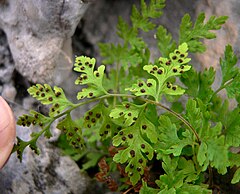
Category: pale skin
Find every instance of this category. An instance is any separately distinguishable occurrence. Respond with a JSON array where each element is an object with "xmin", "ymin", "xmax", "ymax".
[{"xmin": 0, "ymin": 96, "xmax": 16, "ymax": 169}]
